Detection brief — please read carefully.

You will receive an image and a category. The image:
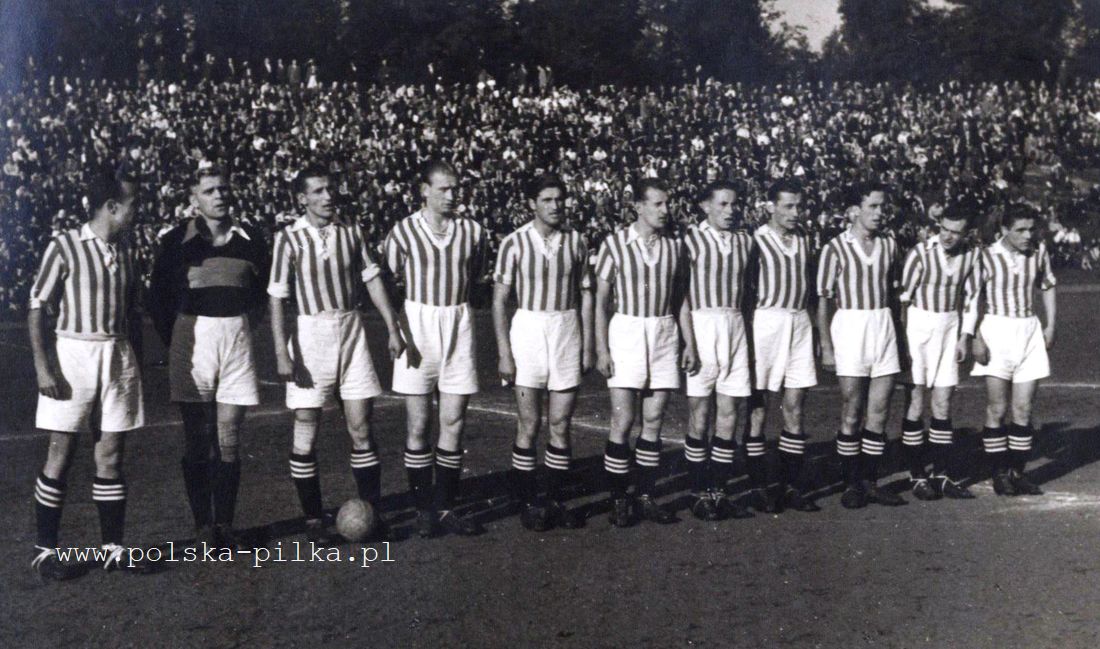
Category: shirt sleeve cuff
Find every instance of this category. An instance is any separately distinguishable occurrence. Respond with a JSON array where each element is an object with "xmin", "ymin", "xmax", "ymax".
[
  {"xmin": 28, "ymin": 297, "xmax": 45, "ymax": 310},
  {"xmin": 493, "ymin": 273, "xmax": 513, "ymax": 286},
  {"xmin": 267, "ymin": 283, "xmax": 290, "ymax": 299},
  {"xmin": 361, "ymin": 266, "xmax": 381, "ymax": 284},
  {"xmin": 961, "ymin": 308, "xmax": 979, "ymax": 335}
]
